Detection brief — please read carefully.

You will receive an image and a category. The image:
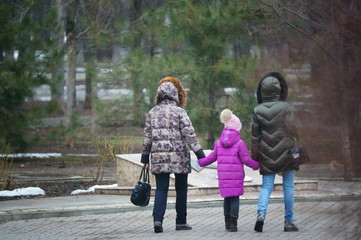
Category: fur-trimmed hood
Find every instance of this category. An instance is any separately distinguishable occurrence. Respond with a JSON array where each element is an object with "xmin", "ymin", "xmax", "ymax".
[
  {"xmin": 256, "ymin": 72, "xmax": 288, "ymax": 103},
  {"xmin": 155, "ymin": 76, "xmax": 187, "ymax": 107},
  {"xmin": 156, "ymin": 81, "xmax": 180, "ymax": 105}
]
